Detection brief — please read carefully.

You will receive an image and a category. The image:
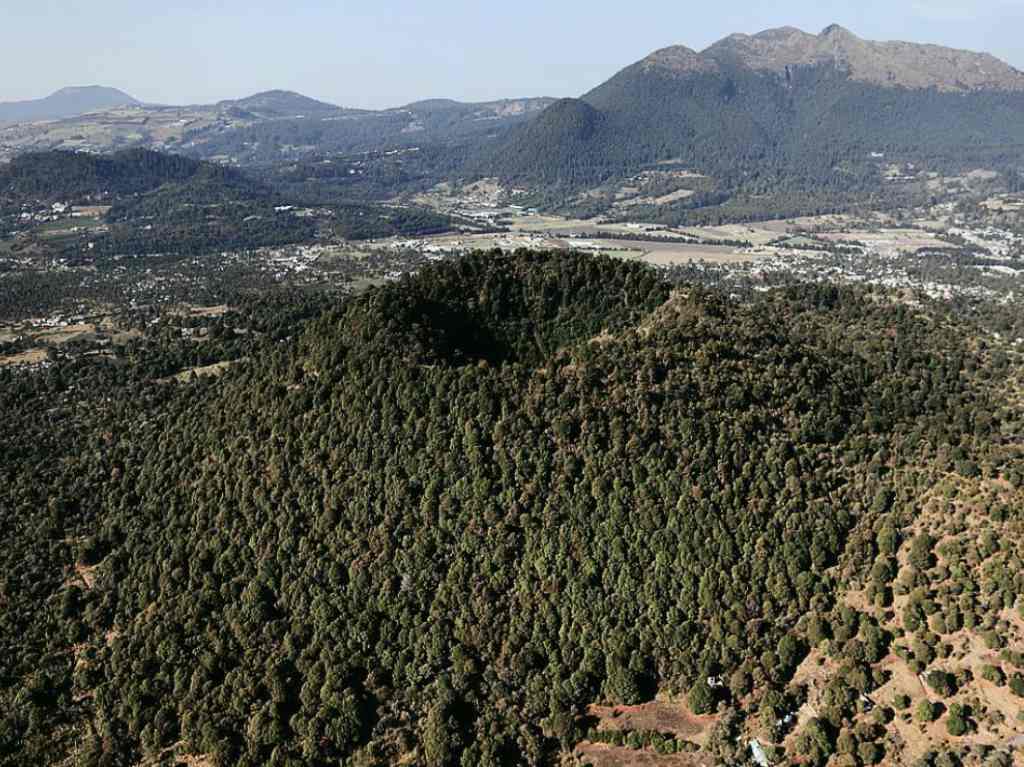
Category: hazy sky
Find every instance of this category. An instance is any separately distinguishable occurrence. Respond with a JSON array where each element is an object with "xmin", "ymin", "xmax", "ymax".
[{"xmin": 4, "ymin": 0, "xmax": 1024, "ymax": 109}]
